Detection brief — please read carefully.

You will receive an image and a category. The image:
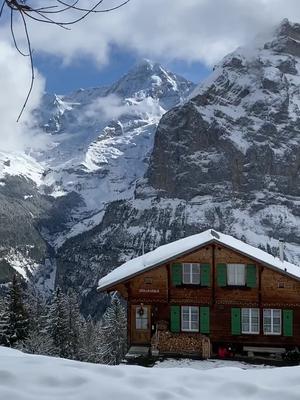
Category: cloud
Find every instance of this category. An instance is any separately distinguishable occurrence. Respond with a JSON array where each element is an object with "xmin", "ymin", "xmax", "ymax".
[
  {"xmin": 1, "ymin": 0, "xmax": 298, "ymax": 151},
  {"xmin": 84, "ymin": 94, "xmax": 163, "ymax": 121},
  {"xmin": 7, "ymin": 0, "xmax": 300, "ymax": 67},
  {"xmin": 0, "ymin": 41, "xmax": 47, "ymax": 152}
]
